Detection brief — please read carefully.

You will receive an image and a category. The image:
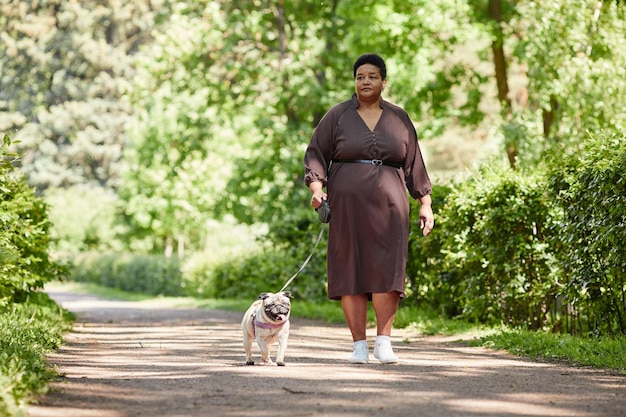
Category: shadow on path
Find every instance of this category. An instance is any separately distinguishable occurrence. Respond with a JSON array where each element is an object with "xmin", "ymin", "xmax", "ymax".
[{"xmin": 28, "ymin": 286, "xmax": 626, "ymax": 417}]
